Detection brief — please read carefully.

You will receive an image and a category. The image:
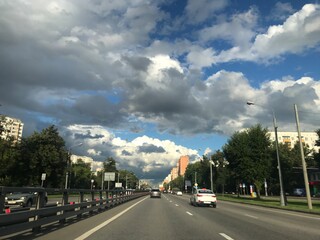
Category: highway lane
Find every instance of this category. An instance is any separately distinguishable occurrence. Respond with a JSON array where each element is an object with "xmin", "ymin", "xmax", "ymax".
[{"xmin": 14, "ymin": 193, "xmax": 320, "ymax": 240}]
